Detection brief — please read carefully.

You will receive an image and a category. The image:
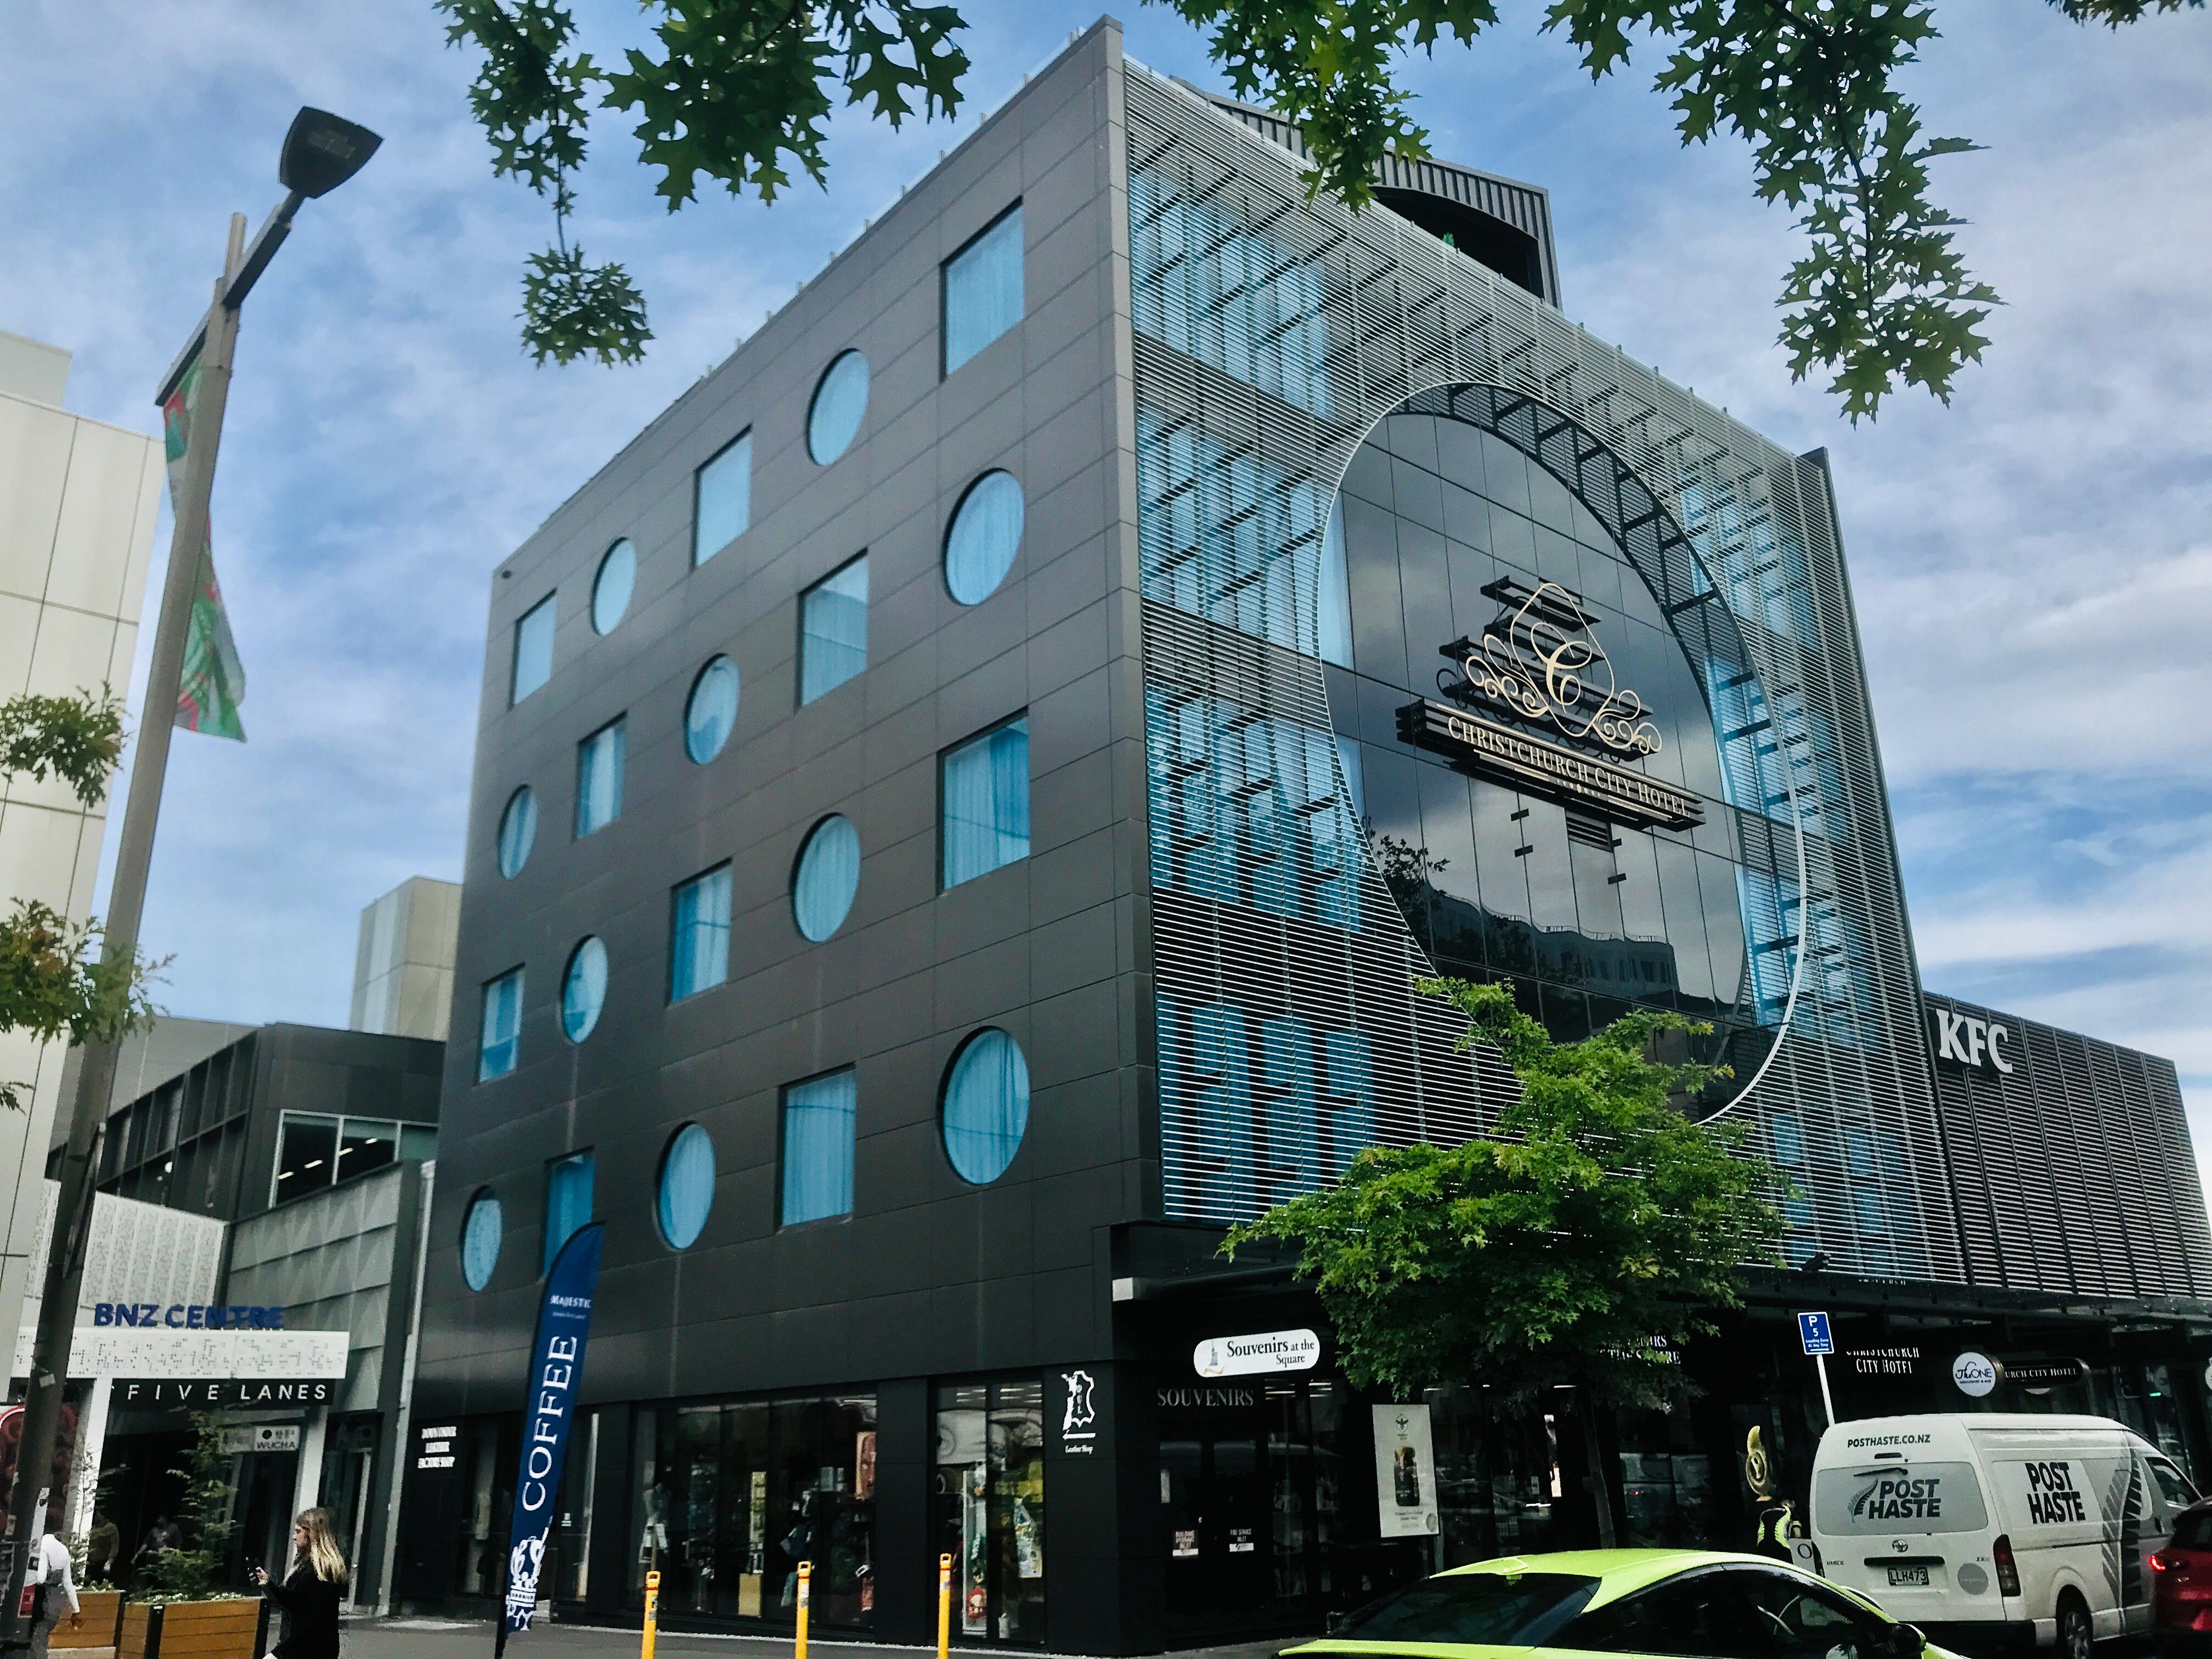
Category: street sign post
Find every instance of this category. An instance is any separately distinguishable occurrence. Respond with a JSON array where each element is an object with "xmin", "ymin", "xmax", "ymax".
[{"xmin": 1798, "ymin": 1312, "xmax": 1837, "ymax": 1425}]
